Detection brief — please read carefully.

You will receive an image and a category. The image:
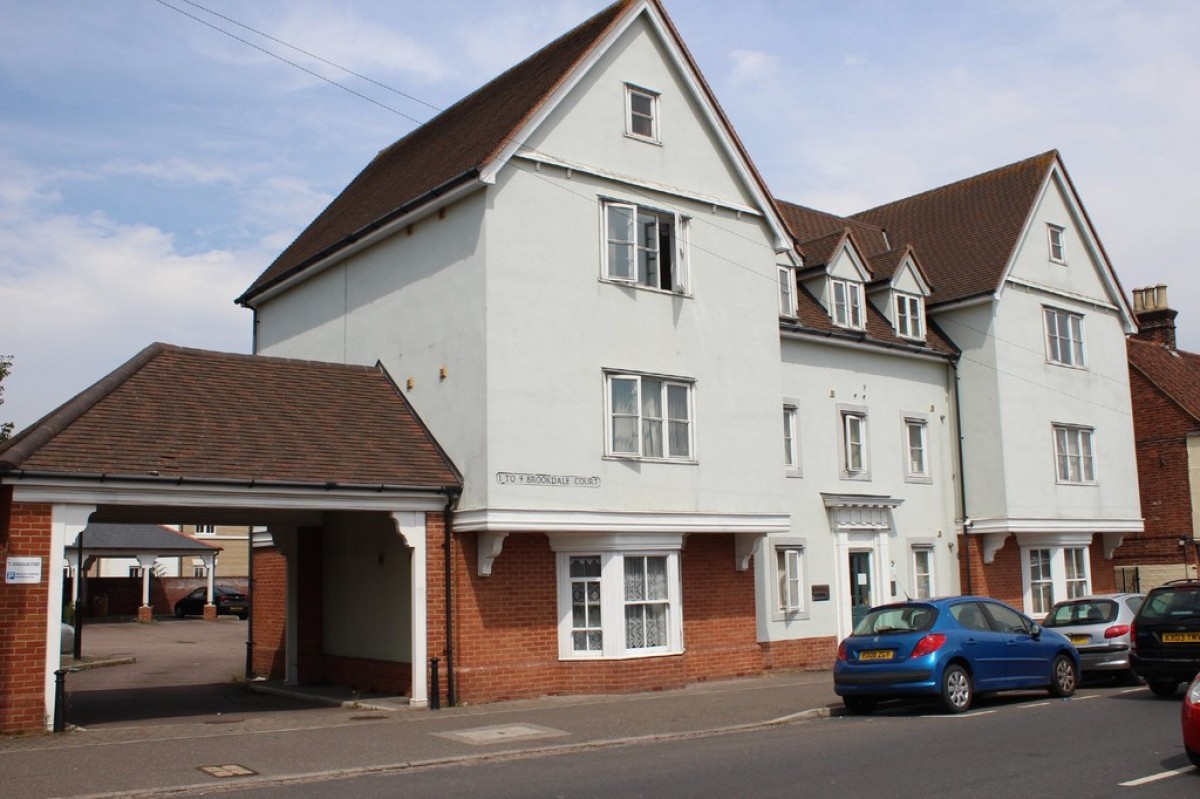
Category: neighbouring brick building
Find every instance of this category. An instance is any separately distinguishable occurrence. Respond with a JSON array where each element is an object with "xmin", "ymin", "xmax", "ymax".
[{"xmin": 1123, "ymin": 285, "xmax": 1200, "ymax": 587}]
